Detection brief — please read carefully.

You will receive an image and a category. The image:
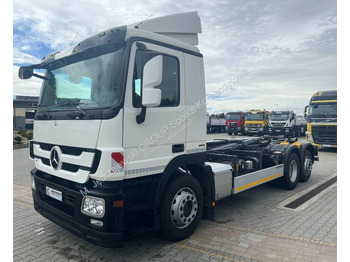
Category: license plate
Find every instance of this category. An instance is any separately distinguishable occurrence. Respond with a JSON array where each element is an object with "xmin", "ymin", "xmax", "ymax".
[
  {"xmin": 46, "ymin": 186, "xmax": 62, "ymax": 201},
  {"xmin": 275, "ymin": 129, "xmax": 281, "ymax": 132},
  {"xmin": 323, "ymin": 144, "xmax": 332, "ymax": 148}
]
